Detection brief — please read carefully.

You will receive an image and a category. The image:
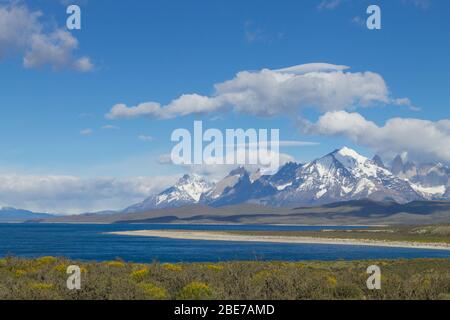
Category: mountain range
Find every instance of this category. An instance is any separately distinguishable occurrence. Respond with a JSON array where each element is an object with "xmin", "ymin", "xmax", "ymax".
[
  {"xmin": 2, "ymin": 147, "xmax": 449, "ymax": 223},
  {"xmin": 124, "ymin": 147, "xmax": 450, "ymax": 213}
]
